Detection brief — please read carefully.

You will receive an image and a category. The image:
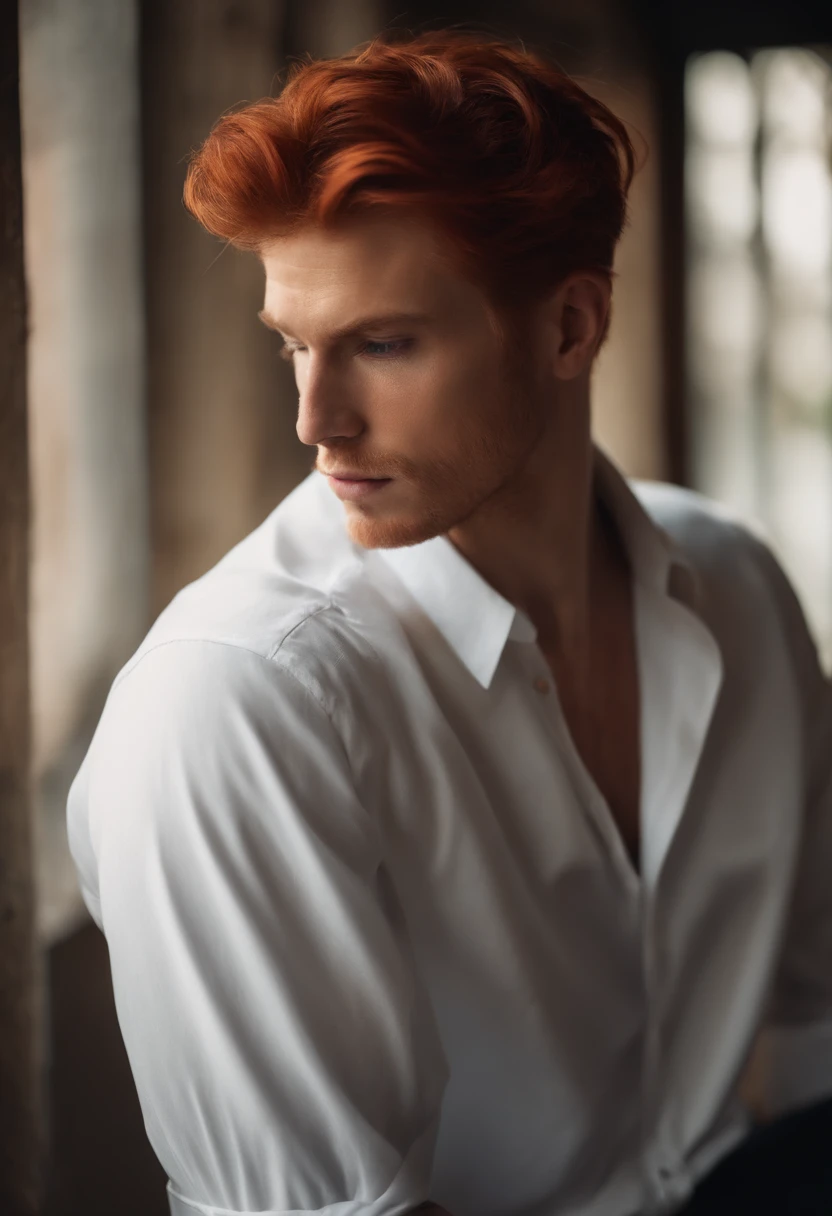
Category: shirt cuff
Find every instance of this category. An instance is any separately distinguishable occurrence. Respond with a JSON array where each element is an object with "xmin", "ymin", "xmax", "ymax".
[
  {"xmin": 758, "ymin": 1019, "xmax": 832, "ymax": 1118},
  {"xmin": 165, "ymin": 1116, "xmax": 438, "ymax": 1216}
]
